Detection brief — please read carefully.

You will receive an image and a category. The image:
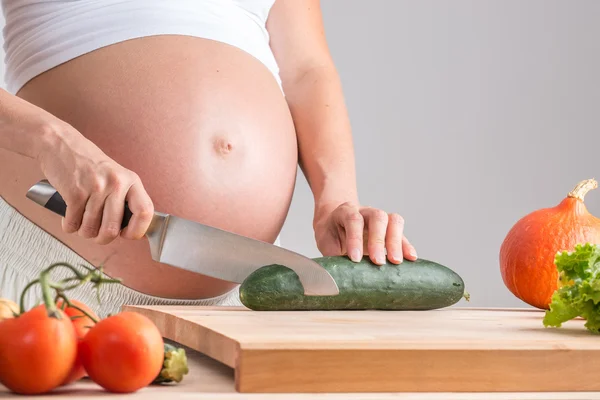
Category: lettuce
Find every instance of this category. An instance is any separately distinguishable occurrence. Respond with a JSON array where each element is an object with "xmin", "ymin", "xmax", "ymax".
[{"xmin": 543, "ymin": 243, "xmax": 600, "ymax": 333}]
